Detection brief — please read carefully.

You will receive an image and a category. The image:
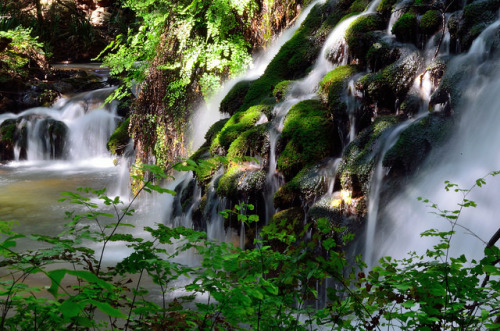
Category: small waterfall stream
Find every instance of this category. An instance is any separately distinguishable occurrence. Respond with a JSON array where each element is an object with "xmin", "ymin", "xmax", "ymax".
[{"xmin": 370, "ymin": 16, "xmax": 500, "ymax": 263}]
